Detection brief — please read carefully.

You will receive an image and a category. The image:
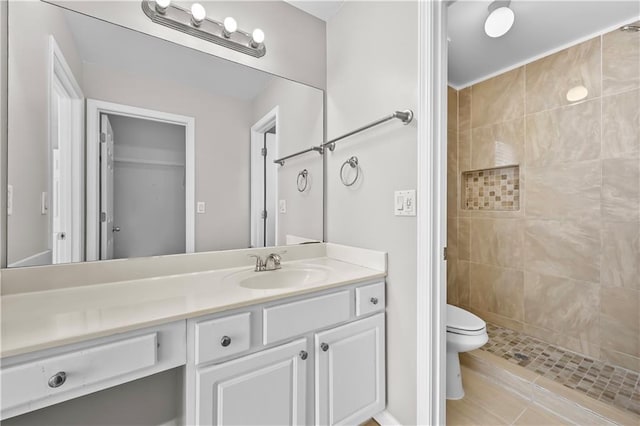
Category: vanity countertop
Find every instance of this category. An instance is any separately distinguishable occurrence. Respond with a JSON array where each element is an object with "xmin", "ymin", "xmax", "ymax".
[{"xmin": 0, "ymin": 255, "xmax": 385, "ymax": 358}]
